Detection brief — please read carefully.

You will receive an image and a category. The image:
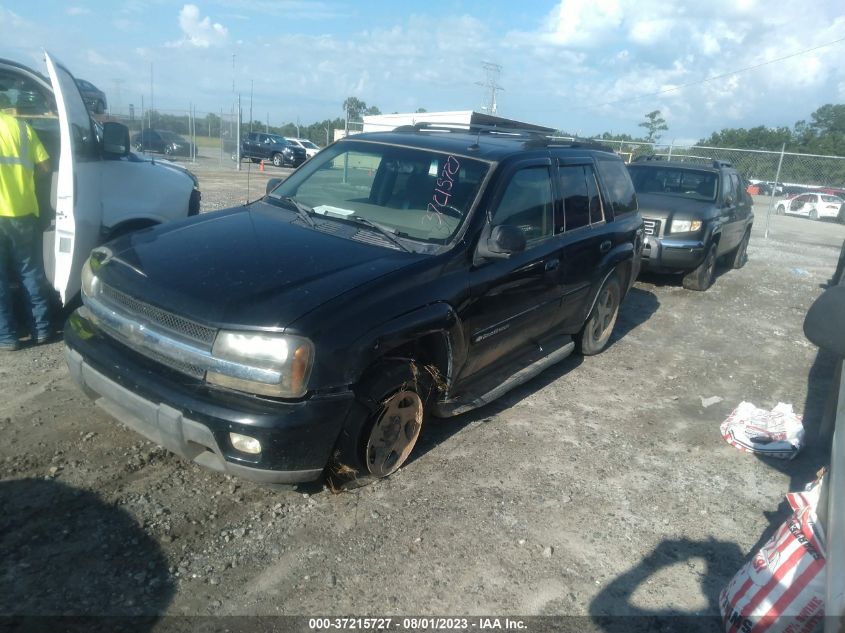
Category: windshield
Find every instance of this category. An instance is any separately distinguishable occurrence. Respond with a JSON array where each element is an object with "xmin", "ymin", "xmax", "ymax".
[
  {"xmin": 269, "ymin": 140, "xmax": 490, "ymax": 245},
  {"xmin": 159, "ymin": 131, "xmax": 182, "ymax": 142},
  {"xmin": 301, "ymin": 140, "xmax": 319, "ymax": 149},
  {"xmin": 268, "ymin": 134, "xmax": 289, "ymax": 145},
  {"xmin": 629, "ymin": 166, "xmax": 718, "ymax": 201}
]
